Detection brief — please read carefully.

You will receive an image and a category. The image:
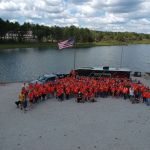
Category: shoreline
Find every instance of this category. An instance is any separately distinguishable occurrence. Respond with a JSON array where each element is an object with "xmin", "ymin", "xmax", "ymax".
[{"xmin": 0, "ymin": 40, "xmax": 150, "ymax": 49}]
